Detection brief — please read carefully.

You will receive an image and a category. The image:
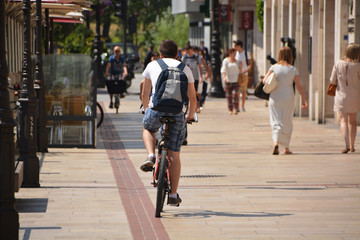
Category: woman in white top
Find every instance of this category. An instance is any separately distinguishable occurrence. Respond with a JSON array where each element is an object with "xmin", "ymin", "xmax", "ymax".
[
  {"xmin": 263, "ymin": 47, "xmax": 307, "ymax": 155},
  {"xmin": 329, "ymin": 43, "xmax": 360, "ymax": 153},
  {"xmin": 221, "ymin": 48, "xmax": 242, "ymax": 115}
]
